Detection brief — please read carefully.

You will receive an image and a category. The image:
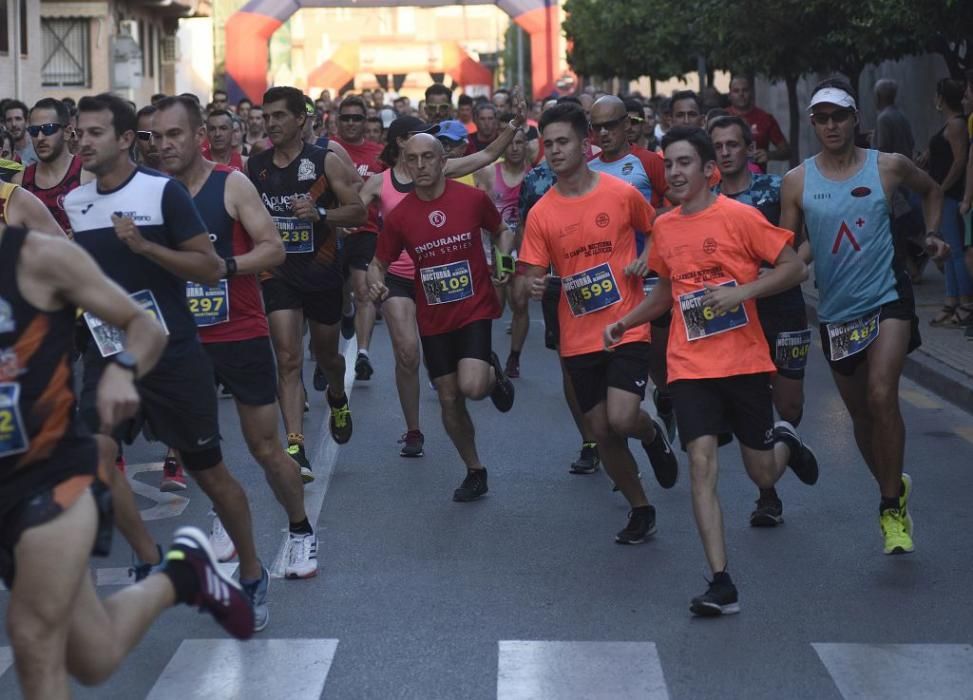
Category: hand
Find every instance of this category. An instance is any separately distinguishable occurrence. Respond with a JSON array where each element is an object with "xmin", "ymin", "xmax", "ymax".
[
  {"xmin": 757, "ymin": 267, "xmax": 772, "ymax": 279},
  {"xmin": 604, "ymin": 321, "xmax": 626, "ymax": 349},
  {"xmin": 753, "ymin": 149, "xmax": 769, "ymax": 166},
  {"xmin": 493, "ymin": 272, "xmax": 511, "ymax": 287},
  {"xmin": 624, "ymin": 257, "xmax": 649, "ymax": 277},
  {"xmin": 96, "ymin": 364, "xmax": 140, "ymax": 434},
  {"xmin": 510, "ymin": 86, "xmax": 527, "ymax": 129},
  {"xmin": 924, "ymin": 235, "xmax": 950, "ymax": 261},
  {"xmin": 701, "ymin": 282, "xmax": 748, "ymax": 315},
  {"xmin": 111, "ymin": 214, "xmax": 150, "ymax": 255},
  {"xmin": 530, "ymin": 273, "xmax": 550, "ymax": 300},
  {"xmin": 960, "ymin": 200, "xmax": 971, "ymax": 217},
  {"xmin": 368, "ymin": 280, "xmax": 389, "ymax": 302},
  {"xmin": 291, "ymin": 196, "xmax": 320, "ymax": 222}
]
